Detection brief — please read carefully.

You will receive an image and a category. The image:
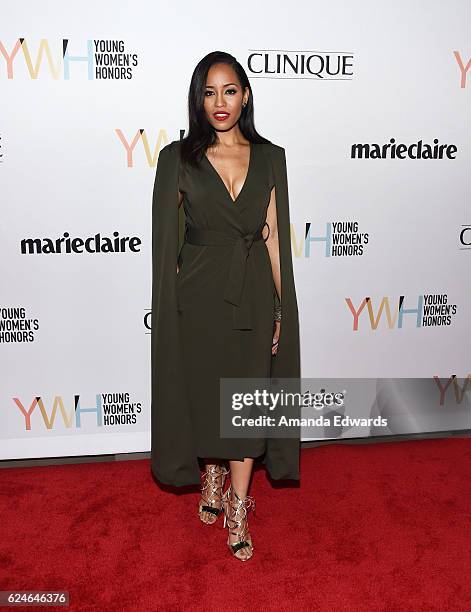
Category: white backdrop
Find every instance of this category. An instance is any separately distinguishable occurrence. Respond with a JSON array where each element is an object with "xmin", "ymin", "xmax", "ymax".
[{"xmin": 1, "ymin": 1, "xmax": 470, "ymax": 460}]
